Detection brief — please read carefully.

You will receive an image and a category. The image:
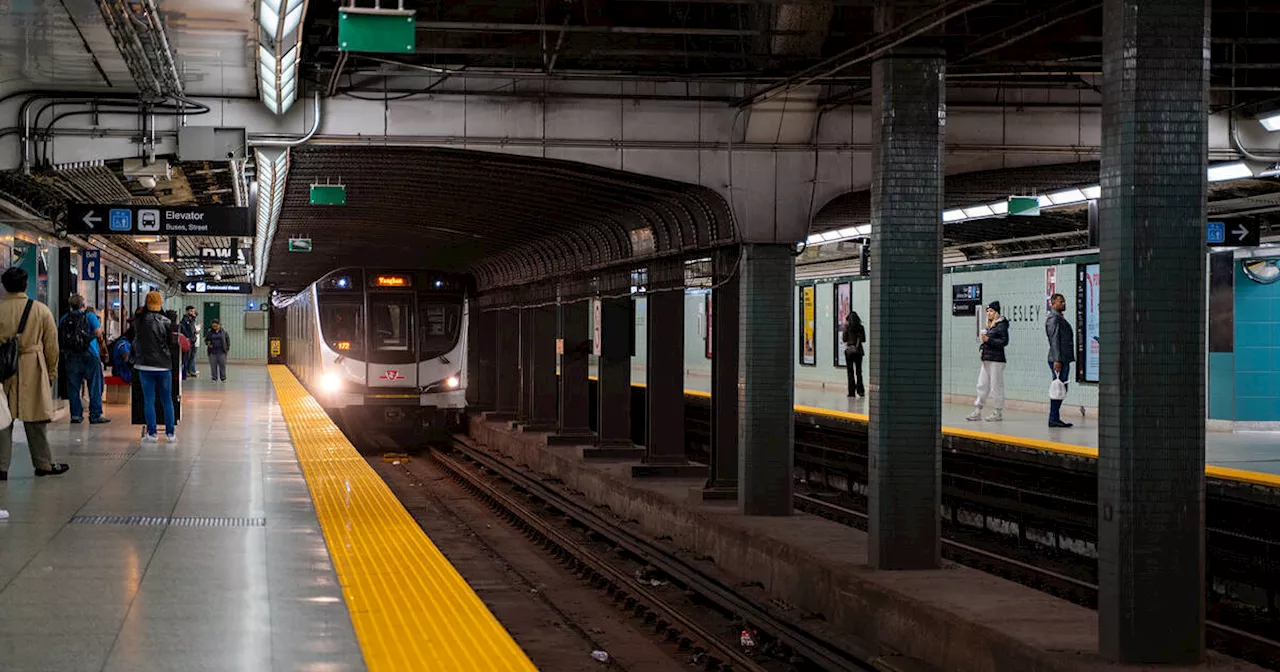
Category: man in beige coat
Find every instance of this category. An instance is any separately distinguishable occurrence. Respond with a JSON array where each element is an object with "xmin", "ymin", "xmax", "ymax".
[{"xmin": 0, "ymin": 267, "xmax": 68, "ymax": 480}]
